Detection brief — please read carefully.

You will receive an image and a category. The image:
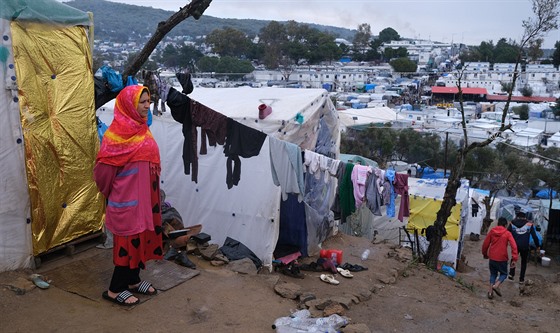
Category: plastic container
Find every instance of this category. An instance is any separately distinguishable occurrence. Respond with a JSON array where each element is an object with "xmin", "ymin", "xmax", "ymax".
[
  {"xmin": 361, "ymin": 249, "xmax": 370, "ymax": 261},
  {"xmin": 541, "ymin": 256, "xmax": 551, "ymax": 267},
  {"xmin": 319, "ymin": 249, "xmax": 343, "ymax": 265}
]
